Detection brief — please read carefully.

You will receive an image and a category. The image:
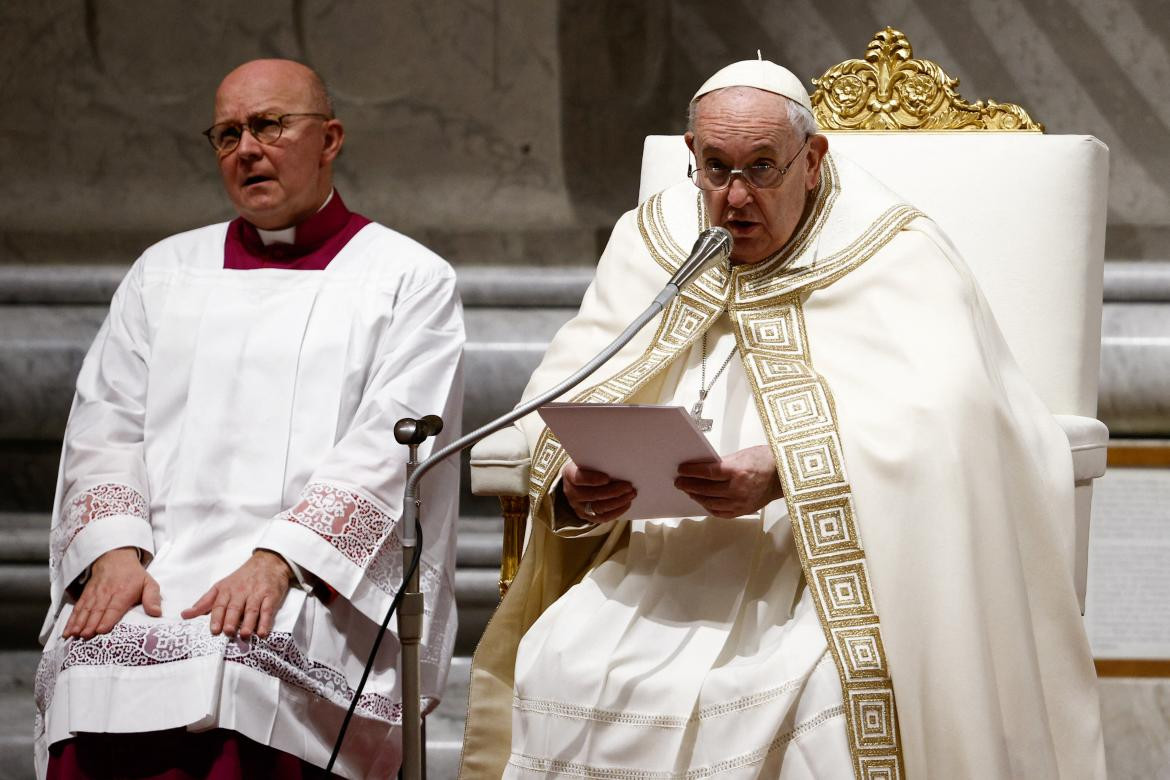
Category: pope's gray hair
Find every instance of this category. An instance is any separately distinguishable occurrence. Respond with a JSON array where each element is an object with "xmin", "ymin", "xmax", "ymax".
[{"xmin": 686, "ymin": 87, "xmax": 819, "ymax": 139}]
